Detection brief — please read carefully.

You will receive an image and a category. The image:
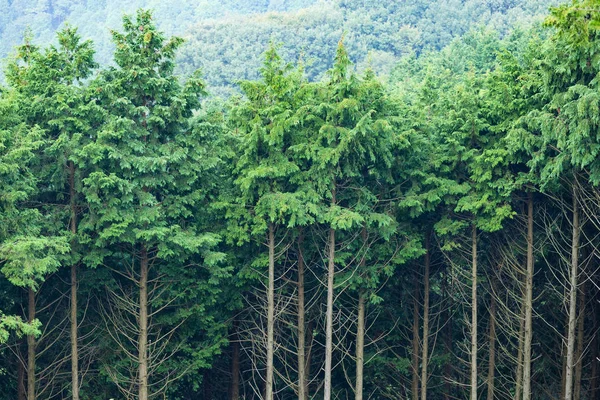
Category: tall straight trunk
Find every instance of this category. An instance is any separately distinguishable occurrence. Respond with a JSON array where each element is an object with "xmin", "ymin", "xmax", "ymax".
[
  {"xmin": 18, "ymin": 343, "xmax": 25, "ymax": 400},
  {"xmin": 230, "ymin": 321, "xmax": 240, "ymax": 400},
  {"xmin": 355, "ymin": 292, "xmax": 365, "ymax": 400},
  {"xmin": 523, "ymin": 193, "xmax": 534, "ymax": 400},
  {"xmin": 266, "ymin": 223, "xmax": 275, "ymax": 400},
  {"xmin": 139, "ymin": 245, "xmax": 149, "ymax": 400},
  {"xmin": 420, "ymin": 234, "xmax": 430, "ymax": 400},
  {"xmin": 564, "ymin": 184, "xmax": 580, "ymax": 400},
  {"xmin": 412, "ymin": 272, "xmax": 420, "ymax": 400},
  {"xmin": 69, "ymin": 161, "xmax": 80, "ymax": 400},
  {"xmin": 27, "ymin": 288, "xmax": 35, "ymax": 400},
  {"xmin": 470, "ymin": 224, "xmax": 478, "ymax": 400},
  {"xmin": 574, "ymin": 280, "xmax": 586, "ymax": 400},
  {"xmin": 515, "ymin": 303, "xmax": 525, "ymax": 400},
  {"xmin": 355, "ymin": 227, "xmax": 367, "ymax": 400},
  {"xmin": 324, "ymin": 187, "xmax": 336, "ymax": 400},
  {"xmin": 487, "ymin": 285, "xmax": 497, "ymax": 400},
  {"xmin": 298, "ymin": 233, "xmax": 307, "ymax": 400}
]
